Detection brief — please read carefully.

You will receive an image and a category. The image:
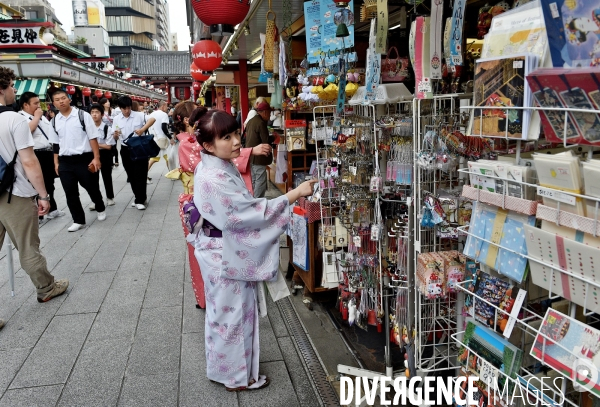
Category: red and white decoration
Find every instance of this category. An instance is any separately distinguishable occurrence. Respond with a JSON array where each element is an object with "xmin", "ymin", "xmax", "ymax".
[{"xmin": 192, "ymin": 40, "xmax": 222, "ymax": 72}]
